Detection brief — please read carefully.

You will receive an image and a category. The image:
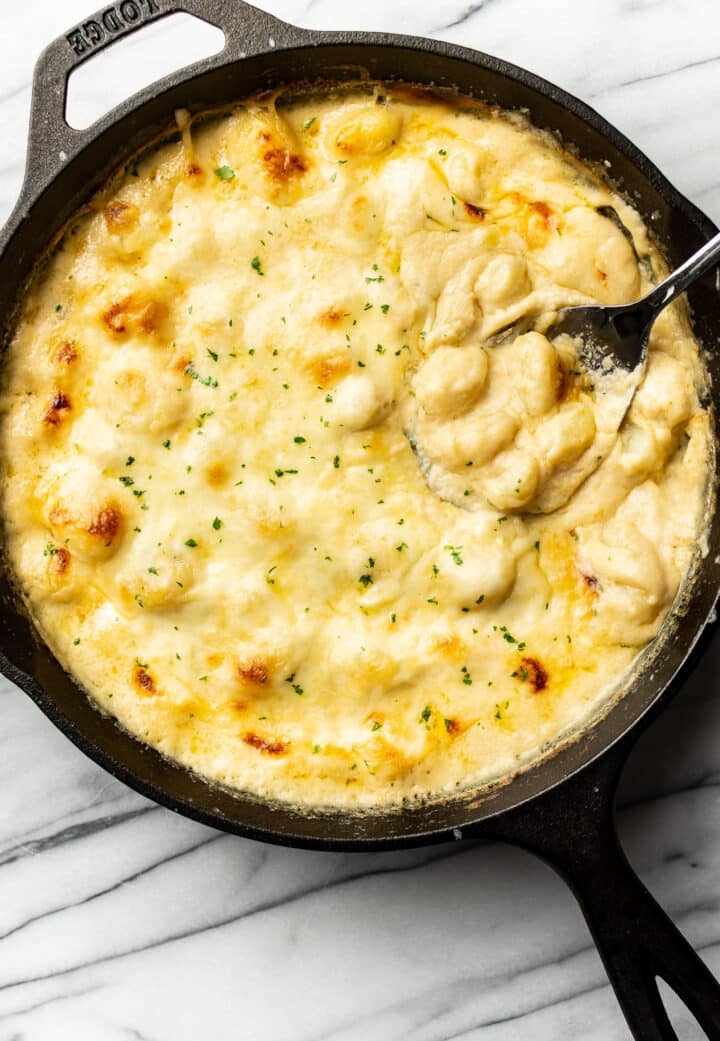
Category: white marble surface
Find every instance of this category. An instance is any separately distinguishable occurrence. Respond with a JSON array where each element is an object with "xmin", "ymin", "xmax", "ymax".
[{"xmin": 1, "ymin": 1, "xmax": 720, "ymax": 1038}]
